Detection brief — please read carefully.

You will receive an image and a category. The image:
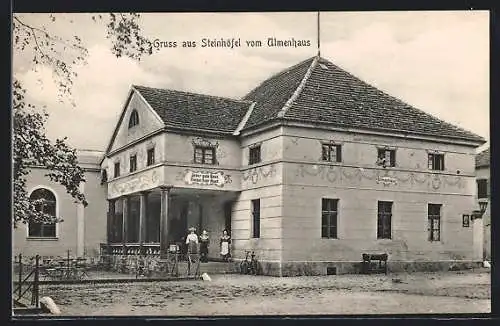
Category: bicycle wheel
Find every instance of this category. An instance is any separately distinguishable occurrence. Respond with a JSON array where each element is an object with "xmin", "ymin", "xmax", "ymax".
[
  {"xmin": 254, "ymin": 261, "xmax": 261, "ymax": 275},
  {"xmin": 251, "ymin": 261, "xmax": 258, "ymax": 275},
  {"xmin": 240, "ymin": 261, "xmax": 248, "ymax": 274}
]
